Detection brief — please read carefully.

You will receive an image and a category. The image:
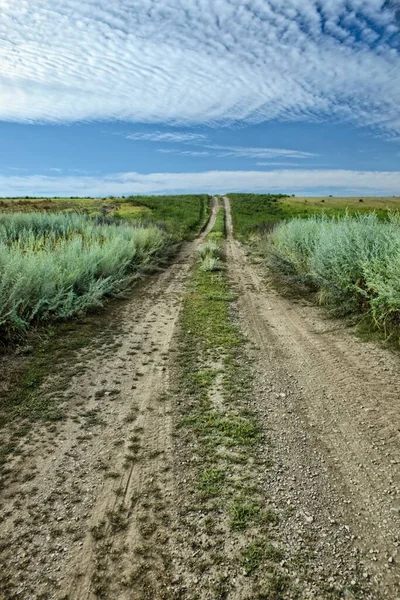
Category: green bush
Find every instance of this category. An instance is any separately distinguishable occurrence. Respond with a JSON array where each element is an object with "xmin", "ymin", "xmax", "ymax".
[
  {"xmin": 268, "ymin": 212, "xmax": 400, "ymax": 334},
  {"xmin": 0, "ymin": 212, "xmax": 167, "ymax": 338}
]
